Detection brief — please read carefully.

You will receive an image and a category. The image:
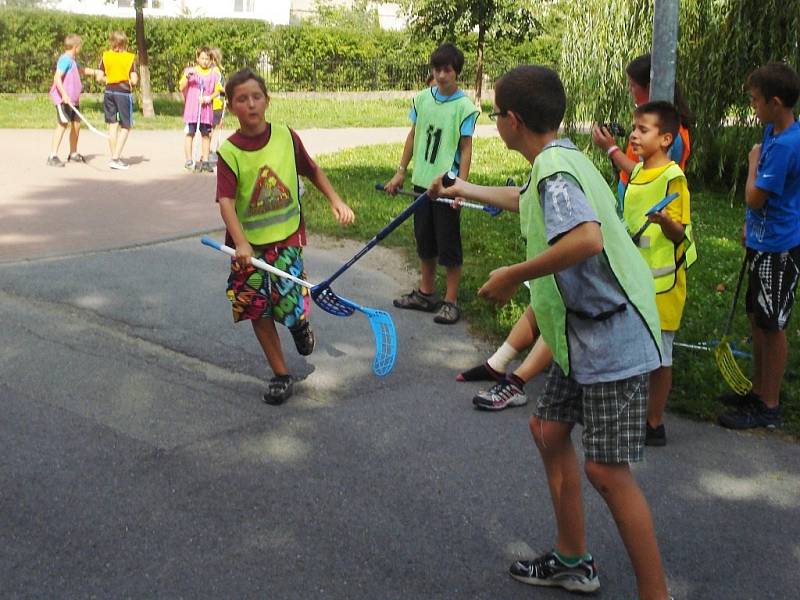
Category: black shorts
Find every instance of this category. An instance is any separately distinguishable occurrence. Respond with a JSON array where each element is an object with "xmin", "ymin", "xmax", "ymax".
[
  {"xmin": 103, "ymin": 90, "xmax": 134, "ymax": 128},
  {"xmin": 412, "ymin": 185, "xmax": 463, "ymax": 267},
  {"xmin": 56, "ymin": 103, "xmax": 80, "ymax": 125},
  {"xmin": 186, "ymin": 122, "xmax": 212, "ymax": 137},
  {"xmin": 213, "ymin": 109, "xmax": 223, "ymax": 126},
  {"xmin": 745, "ymin": 245, "xmax": 800, "ymax": 330}
]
